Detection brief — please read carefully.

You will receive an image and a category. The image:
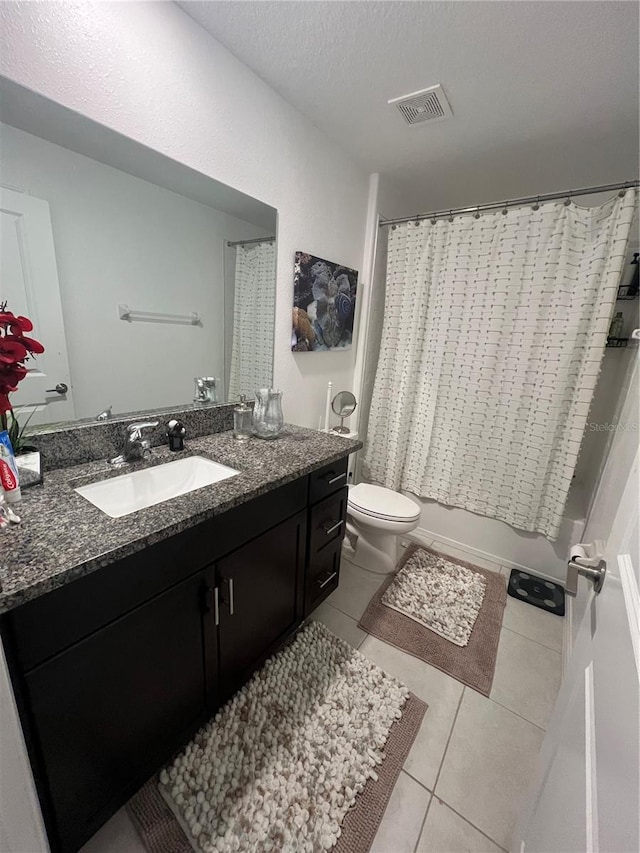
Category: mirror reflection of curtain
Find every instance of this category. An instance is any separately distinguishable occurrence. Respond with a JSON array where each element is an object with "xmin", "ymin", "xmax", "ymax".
[
  {"xmin": 365, "ymin": 190, "xmax": 637, "ymax": 539},
  {"xmin": 228, "ymin": 241, "xmax": 276, "ymax": 400}
]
